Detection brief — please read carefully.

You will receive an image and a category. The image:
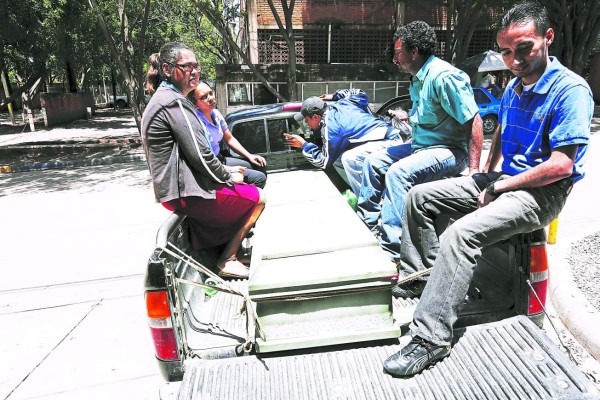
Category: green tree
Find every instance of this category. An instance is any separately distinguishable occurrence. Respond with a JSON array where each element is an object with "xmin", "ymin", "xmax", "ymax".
[
  {"xmin": 193, "ymin": 0, "xmax": 286, "ymax": 101},
  {"xmin": 546, "ymin": 0, "xmax": 600, "ymax": 76},
  {"xmin": 0, "ymin": 0, "xmax": 48, "ymax": 109},
  {"xmin": 445, "ymin": 0, "xmax": 517, "ymax": 65},
  {"xmin": 87, "ymin": 0, "xmax": 151, "ymax": 130}
]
